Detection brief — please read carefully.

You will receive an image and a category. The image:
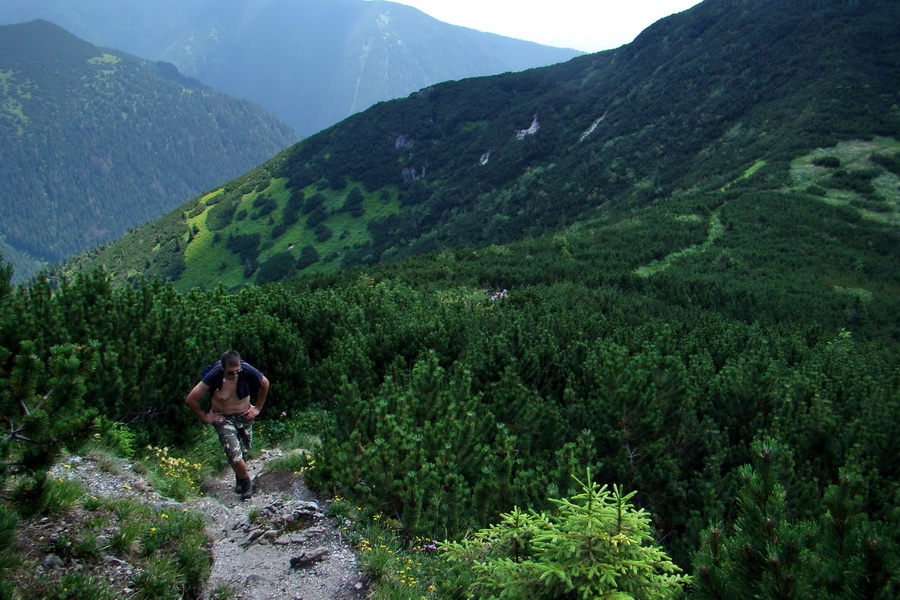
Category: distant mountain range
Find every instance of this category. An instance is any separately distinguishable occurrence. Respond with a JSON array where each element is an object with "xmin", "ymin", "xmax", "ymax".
[
  {"xmin": 0, "ymin": 0, "xmax": 583, "ymax": 137},
  {"xmin": 0, "ymin": 19, "xmax": 298, "ymax": 280},
  {"xmin": 61, "ymin": 0, "xmax": 900, "ymax": 292}
]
